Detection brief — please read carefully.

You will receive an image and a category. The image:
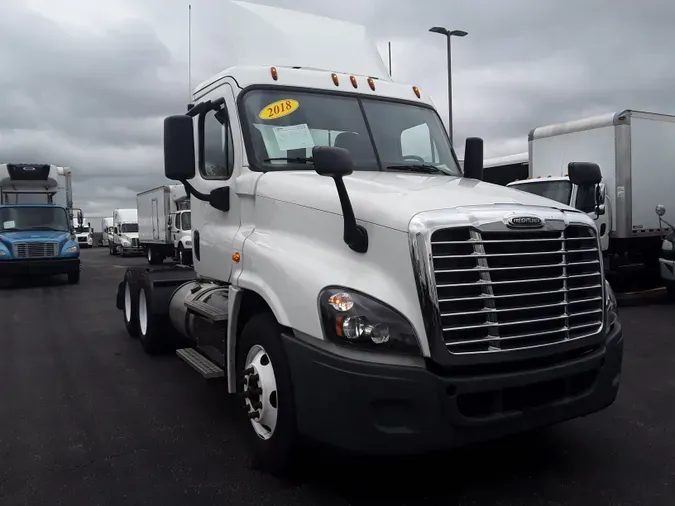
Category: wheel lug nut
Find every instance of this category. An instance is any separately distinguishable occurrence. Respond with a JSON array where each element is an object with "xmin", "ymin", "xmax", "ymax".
[{"xmin": 248, "ymin": 411, "xmax": 260, "ymax": 419}]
